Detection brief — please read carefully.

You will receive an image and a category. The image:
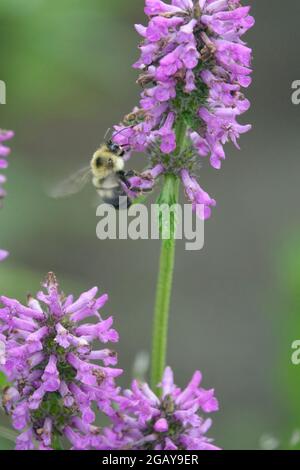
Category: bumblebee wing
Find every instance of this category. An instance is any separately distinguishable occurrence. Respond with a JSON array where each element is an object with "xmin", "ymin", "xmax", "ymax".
[{"xmin": 49, "ymin": 166, "xmax": 92, "ymax": 199}]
